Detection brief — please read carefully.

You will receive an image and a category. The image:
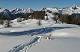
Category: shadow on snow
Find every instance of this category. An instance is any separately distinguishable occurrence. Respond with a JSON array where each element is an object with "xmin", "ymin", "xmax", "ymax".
[{"xmin": 0, "ymin": 27, "xmax": 72, "ymax": 36}]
